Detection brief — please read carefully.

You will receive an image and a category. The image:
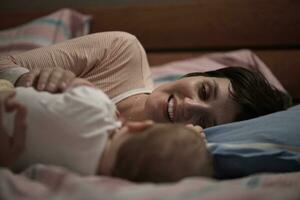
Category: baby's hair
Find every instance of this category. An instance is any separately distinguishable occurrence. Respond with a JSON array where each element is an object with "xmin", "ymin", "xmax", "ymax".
[{"xmin": 111, "ymin": 124, "xmax": 214, "ymax": 183}]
